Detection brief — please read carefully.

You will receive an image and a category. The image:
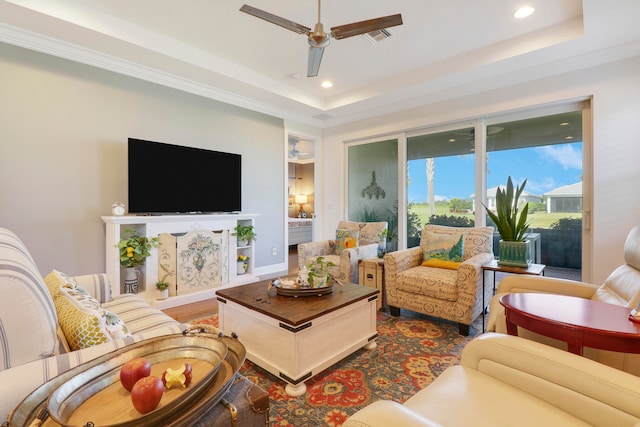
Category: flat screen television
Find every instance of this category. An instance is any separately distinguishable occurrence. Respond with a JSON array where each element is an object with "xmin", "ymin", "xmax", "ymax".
[{"xmin": 128, "ymin": 138, "xmax": 241, "ymax": 214}]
